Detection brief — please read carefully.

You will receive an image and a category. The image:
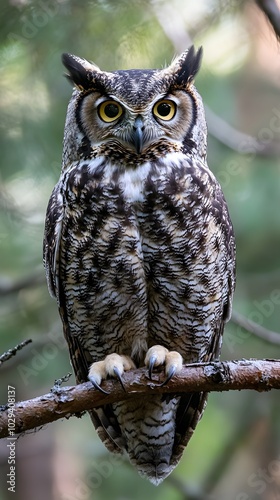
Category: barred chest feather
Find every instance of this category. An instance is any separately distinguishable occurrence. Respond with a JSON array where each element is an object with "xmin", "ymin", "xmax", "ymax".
[{"xmin": 59, "ymin": 152, "xmax": 230, "ymax": 366}]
